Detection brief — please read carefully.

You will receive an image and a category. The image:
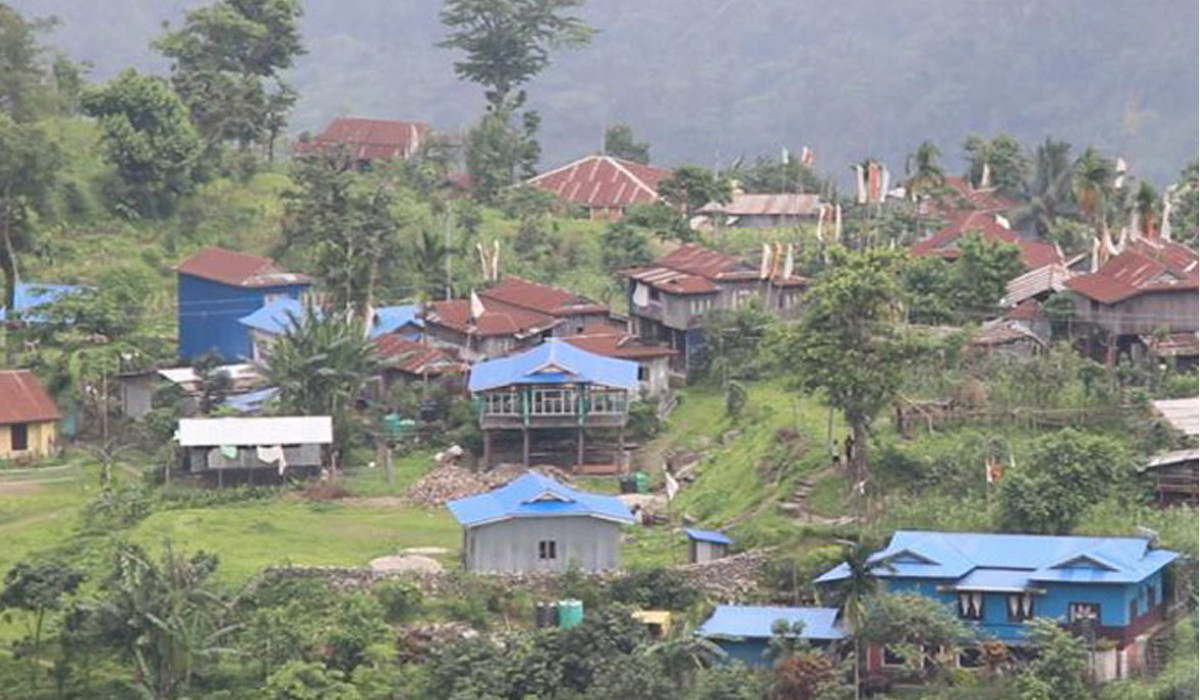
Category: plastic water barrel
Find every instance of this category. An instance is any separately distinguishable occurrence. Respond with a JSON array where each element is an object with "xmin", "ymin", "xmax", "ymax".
[
  {"xmin": 535, "ymin": 602, "xmax": 555, "ymax": 628},
  {"xmin": 633, "ymin": 471, "xmax": 650, "ymax": 494},
  {"xmin": 557, "ymin": 599, "xmax": 584, "ymax": 629}
]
